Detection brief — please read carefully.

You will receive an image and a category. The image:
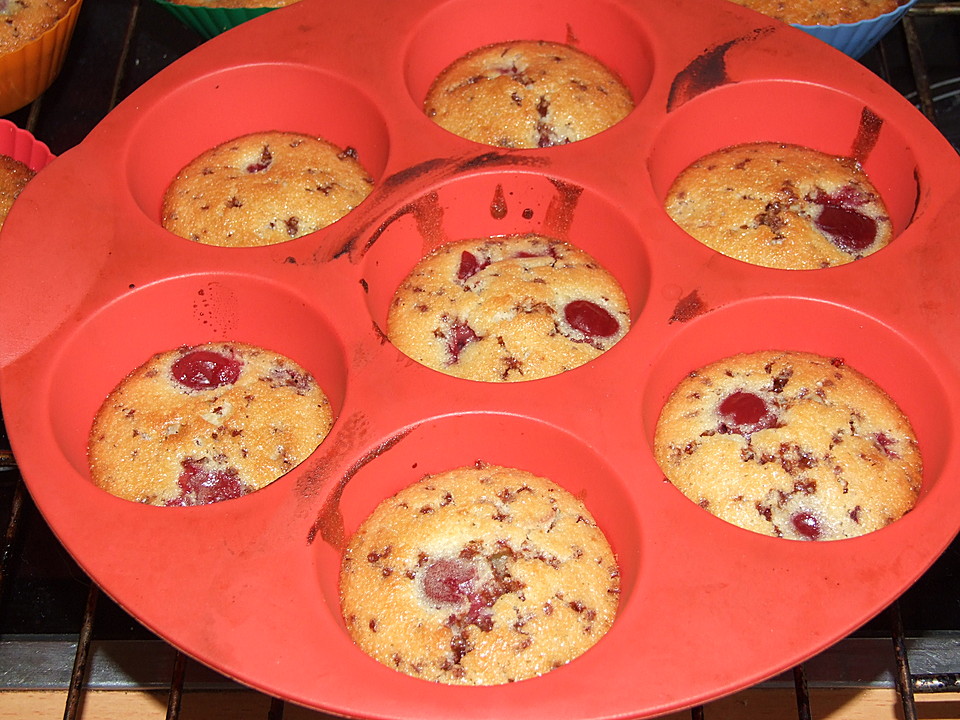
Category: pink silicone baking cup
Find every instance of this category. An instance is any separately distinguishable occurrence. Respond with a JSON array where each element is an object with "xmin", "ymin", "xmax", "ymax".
[
  {"xmin": 0, "ymin": 119, "xmax": 55, "ymax": 170},
  {"xmin": 0, "ymin": 0, "xmax": 84, "ymax": 116}
]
